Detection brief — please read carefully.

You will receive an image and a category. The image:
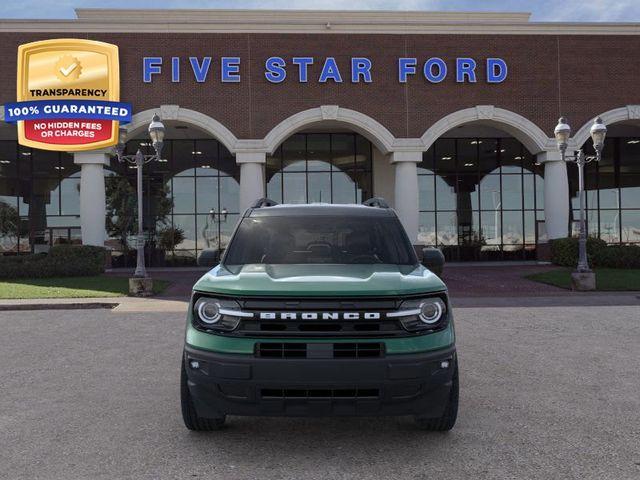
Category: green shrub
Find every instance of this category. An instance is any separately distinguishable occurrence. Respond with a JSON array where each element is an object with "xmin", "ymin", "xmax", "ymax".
[
  {"xmin": 157, "ymin": 226, "xmax": 185, "ymax": 251},
  {"xmin": 550, "ymin": 237, "xmax": 640, "ymax": 268},
  {"xmin": 550, "ymin": 237, "xmax": 606, "ymax": 267},
  {"xmin": 0, "ymin": 245, "xmax": 106, "ymax": 279},
  {"xmin": 593, "ymin": 245, "xmax": 640, "ymax": 268}
]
